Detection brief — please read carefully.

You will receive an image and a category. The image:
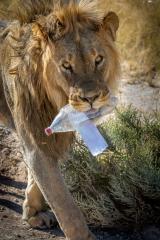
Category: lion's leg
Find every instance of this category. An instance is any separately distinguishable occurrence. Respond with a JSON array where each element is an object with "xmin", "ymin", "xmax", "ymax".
[
  {"xmin": 23, "ymin": 168, "xmax": 57, "ymax": 228},
  {"xmin": 23, "ymin": 148, "xmax": 95, "ymax": 240}
]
